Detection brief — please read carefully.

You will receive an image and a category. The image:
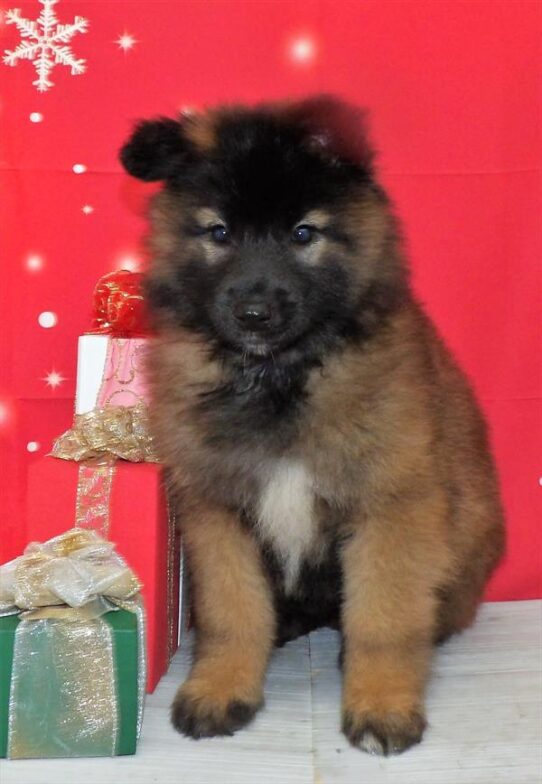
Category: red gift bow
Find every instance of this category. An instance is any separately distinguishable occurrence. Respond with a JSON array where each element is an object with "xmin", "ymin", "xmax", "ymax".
[{"xmin": 89, "ymin": 269, "xmax": 150, "ymax": 337}]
